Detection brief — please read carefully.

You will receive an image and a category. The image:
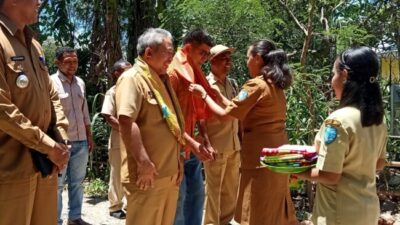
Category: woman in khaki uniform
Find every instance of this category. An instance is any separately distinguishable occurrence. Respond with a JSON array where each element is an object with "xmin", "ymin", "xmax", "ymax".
[
  {"xmin": 298, "ymin": 47, "xmax": 387, "ymax": 225},
  {"xmin": 190, "ymin": 40, "xmax": 297, "ymax": 225}
]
